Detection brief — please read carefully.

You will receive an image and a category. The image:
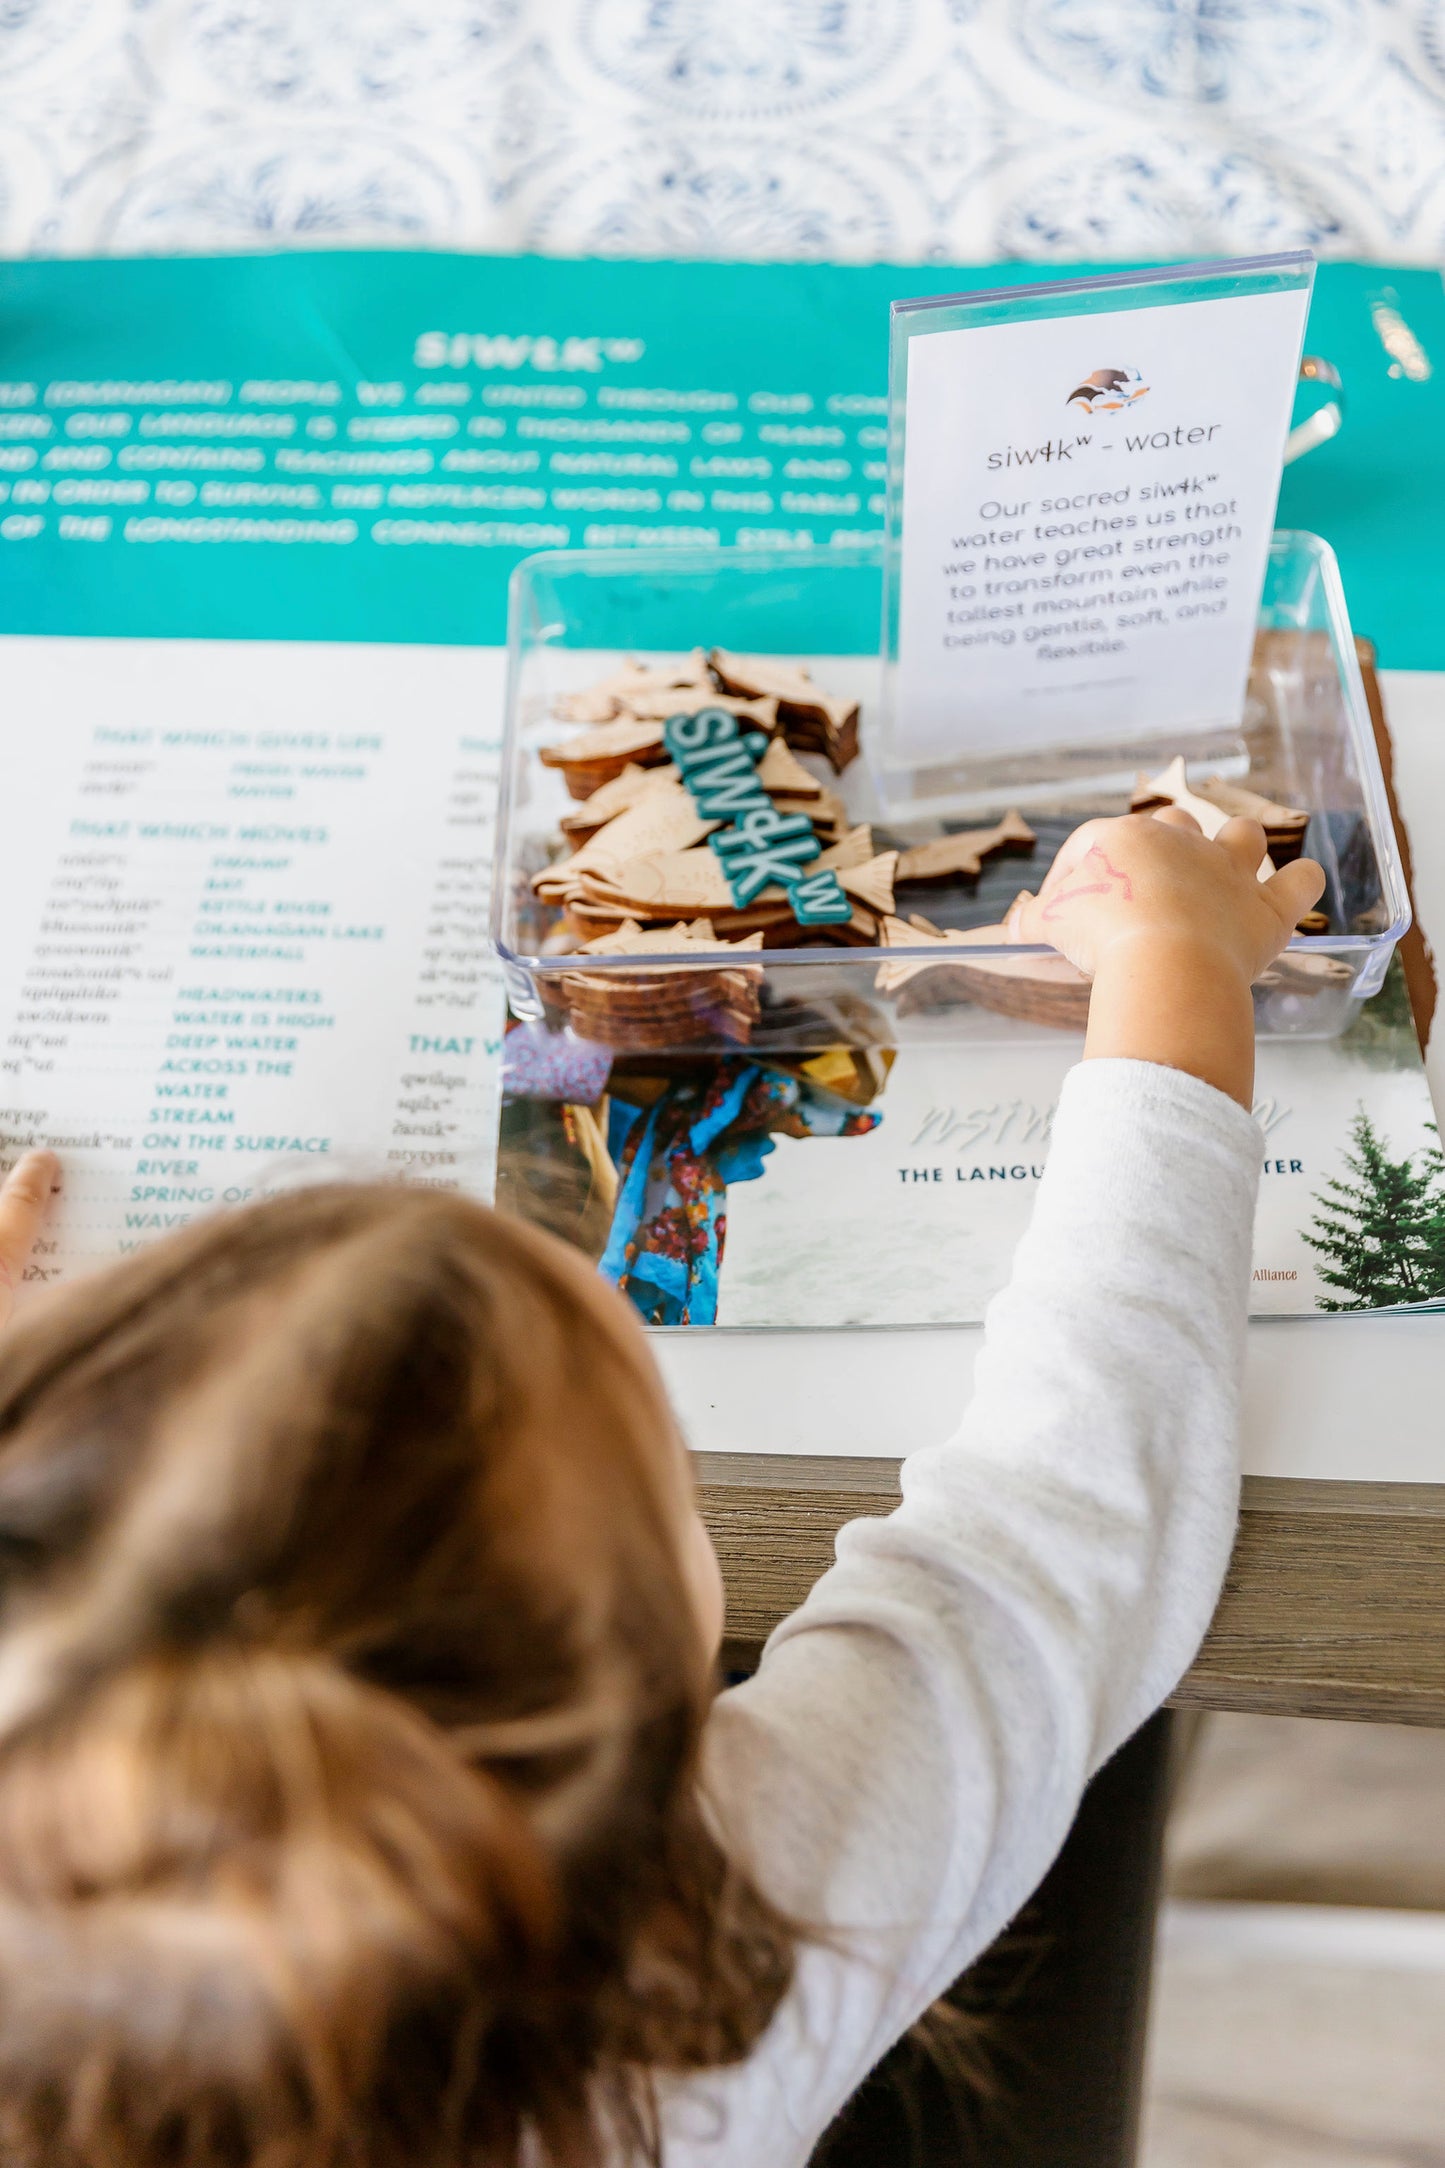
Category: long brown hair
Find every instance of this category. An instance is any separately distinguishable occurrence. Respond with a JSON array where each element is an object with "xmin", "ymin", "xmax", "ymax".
[{"xmin": 0, "ymin": 1186, "xmax": 794, "ymax": 2167}]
